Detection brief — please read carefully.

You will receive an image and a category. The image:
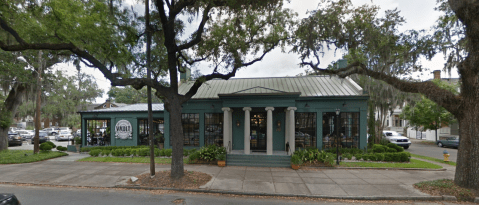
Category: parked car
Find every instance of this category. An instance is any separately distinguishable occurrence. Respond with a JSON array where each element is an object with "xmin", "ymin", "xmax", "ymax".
[
  {"xmin": 76, "ymin": 130, "xmax": 81, "ymax": 137},
  {"xmin": 30, "ymin": 131, "xmax": 49, "ymax": 144},
  {"xmin": 15, "ymin": 130, "xmax": 34, "ymax": 141},
  {"xmin": 7, "ymin": 132, "xmax": 22, "ymax": 146},
  {"xmin": 55, "ymin": 131, "xmax": 73, "ymax": 141},
  {"xmin": 57, "ymin": 127, "xmax": 71, "ymax": 134},
  {"xmin": 382, "ymin": 131, "xmax": 411, "ymax": 149},
  {"xmin": 43, "ymin": 127, "xmax": 58, "ymax": 136},
  {"xmin": 0, "ymin": 193, "xmax": 21, "ymax": 205},
  {"xmin": 437, "ymin": 136, "xmax": 459, "ymax": 148}
]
